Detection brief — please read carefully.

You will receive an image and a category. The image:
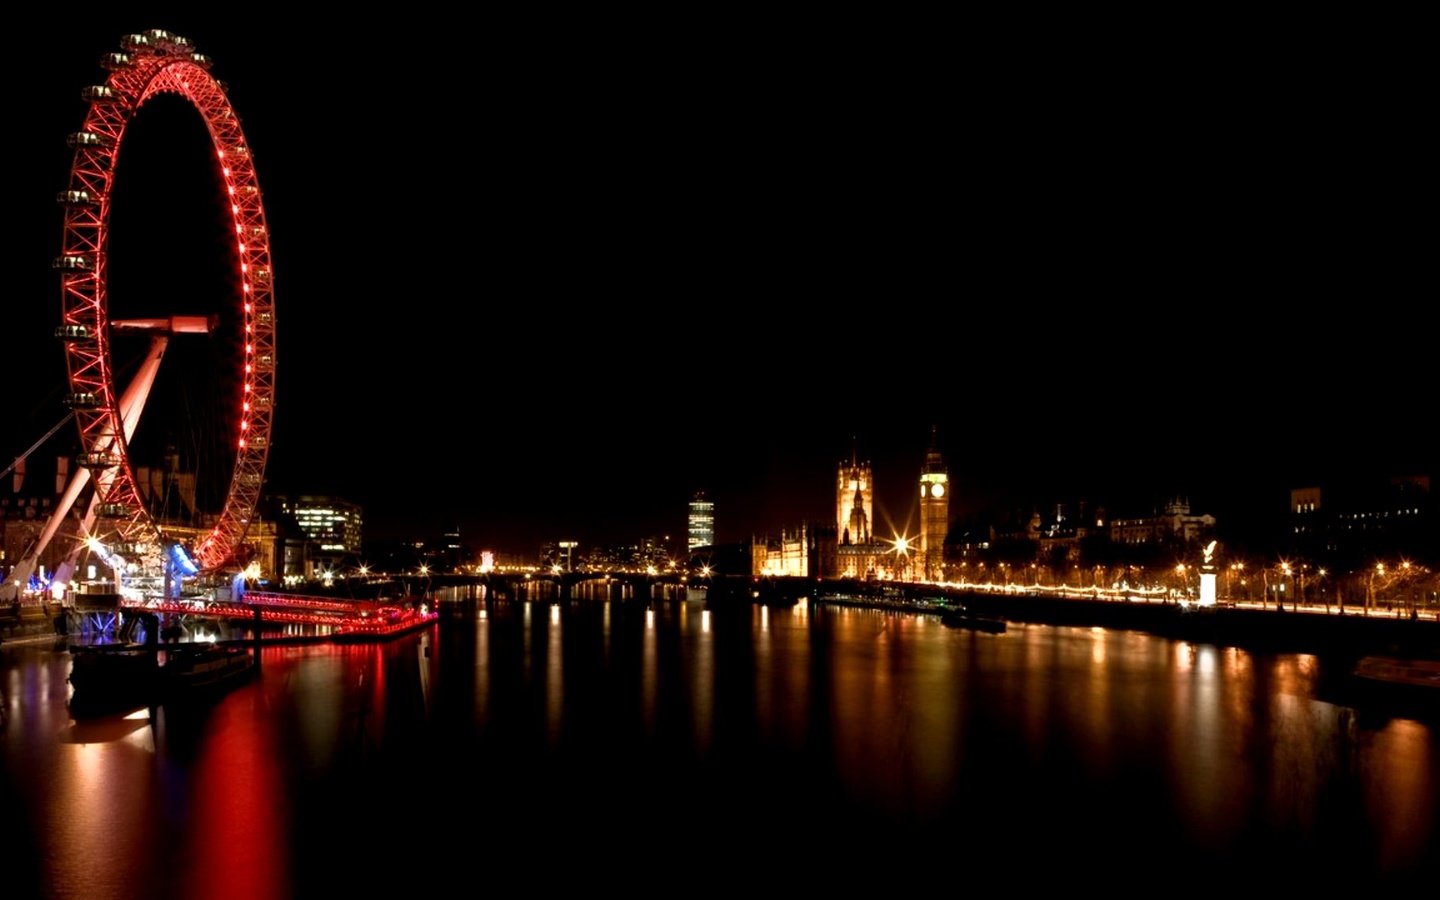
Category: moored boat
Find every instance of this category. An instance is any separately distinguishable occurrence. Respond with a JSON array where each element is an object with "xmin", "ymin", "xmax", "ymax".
[
  {"xmin": 1348, "ymin": 655, "xmax": 1440, "ymax": 718},
  {"xmin": 1353, "ymin": 656, "xmax": 1440, "ymax": 691},
  {"xmin": 68, "ymin": 639, "xmax": 255, "ymax": 716},
  {"xmin": 940, "ymin": 606, "xmax": 1007, "ymax": 633},
  {"xmin": 331, "ymin": 604, "xmax": 437, "ymax": 643},
  {"xmin": 160, "ymin": 643, "xmax": 255, "ymax": 698},
  {"xmin": 67, "ymin": 644, "xmax": 161, "ymax": 715}
]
